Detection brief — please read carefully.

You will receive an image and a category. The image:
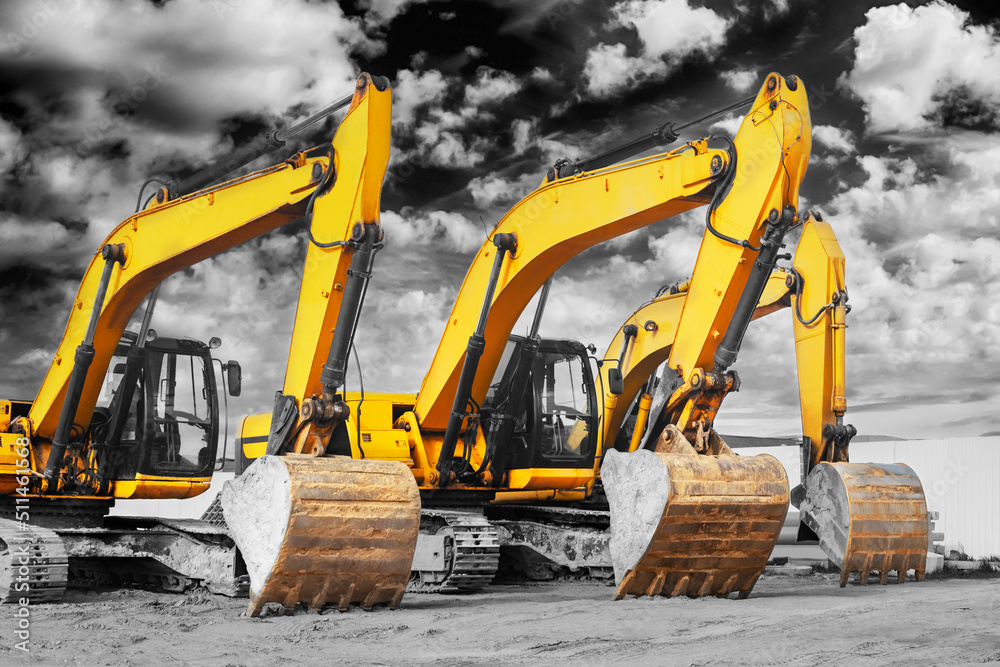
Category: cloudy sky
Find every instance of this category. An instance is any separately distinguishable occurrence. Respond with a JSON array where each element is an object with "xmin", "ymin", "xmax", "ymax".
[{"xmin": 1, "ymin": 0, "xmax": 998, "ymax": 443}]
